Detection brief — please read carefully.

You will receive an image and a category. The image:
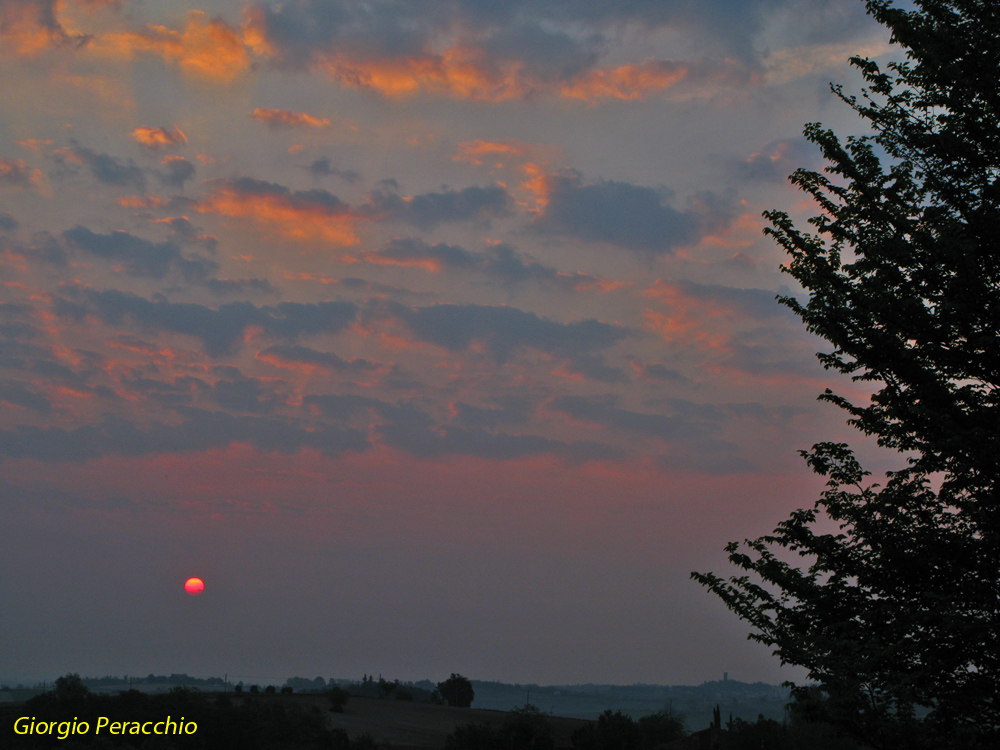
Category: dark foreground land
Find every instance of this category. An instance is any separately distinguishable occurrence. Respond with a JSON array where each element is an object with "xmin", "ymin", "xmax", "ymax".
[
  {"xmin": 1, "ymin": 689, "xmax": 589, "ymax": 750},
  {"xmin": 3, "ymin": 677, "xmax": 866, "ymax": 750},
  {"xmin": 316, "ymin": 694, "xmax": 589, "ymax": 748}
]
